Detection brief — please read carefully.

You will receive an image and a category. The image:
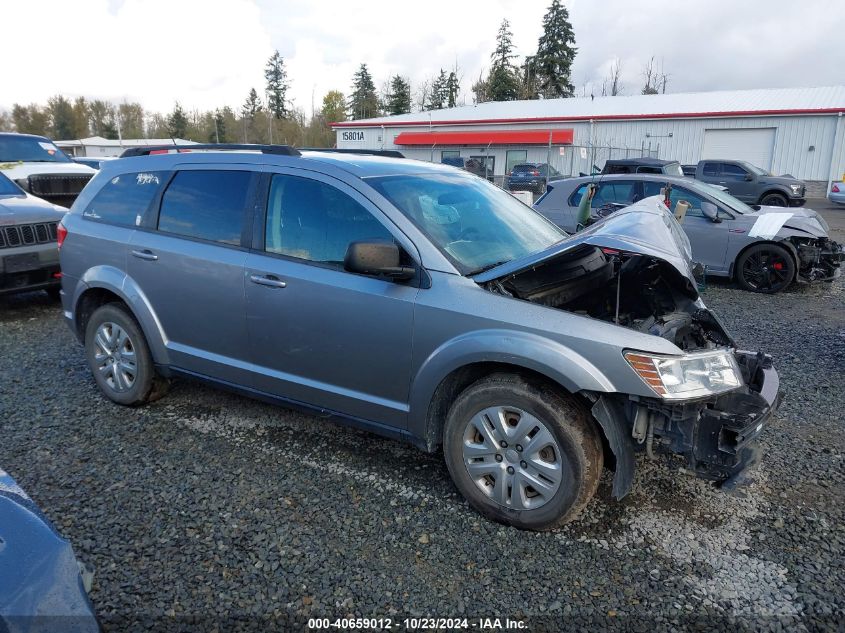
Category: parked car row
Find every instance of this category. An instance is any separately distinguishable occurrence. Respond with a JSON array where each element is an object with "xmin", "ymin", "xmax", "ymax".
[{"xmin": 534, "ymin": 174, "xmax": 842, "ymax": 294}]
